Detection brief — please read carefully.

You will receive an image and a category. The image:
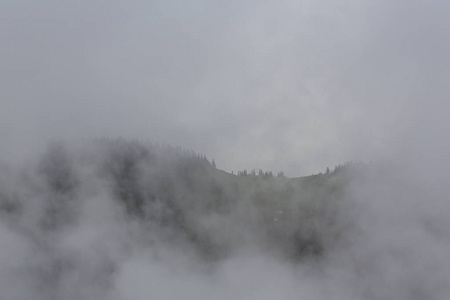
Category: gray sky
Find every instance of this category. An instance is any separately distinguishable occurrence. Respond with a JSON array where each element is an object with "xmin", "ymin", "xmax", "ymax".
[{"xmin": 1, "ymin": 0, "xmax": 449, "ymax": 176}]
